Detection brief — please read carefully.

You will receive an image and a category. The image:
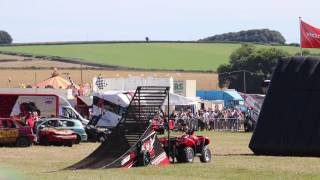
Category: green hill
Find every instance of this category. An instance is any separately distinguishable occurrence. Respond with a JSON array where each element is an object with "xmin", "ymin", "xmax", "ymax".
[{"xmin": 0, "ymin": 43, "xmax": 317, "ymax": 71}]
